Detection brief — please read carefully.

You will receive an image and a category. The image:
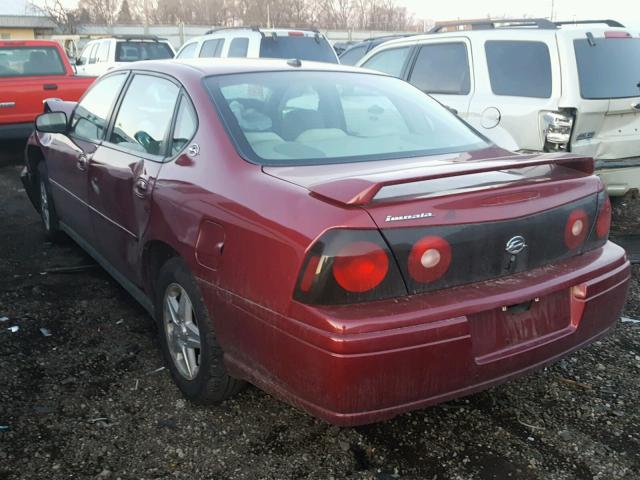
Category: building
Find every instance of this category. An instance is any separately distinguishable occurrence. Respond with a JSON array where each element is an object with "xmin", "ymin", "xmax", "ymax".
[{"xmin": 0, "ymin": 0, "xmax": 56, "ymax": 39}]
